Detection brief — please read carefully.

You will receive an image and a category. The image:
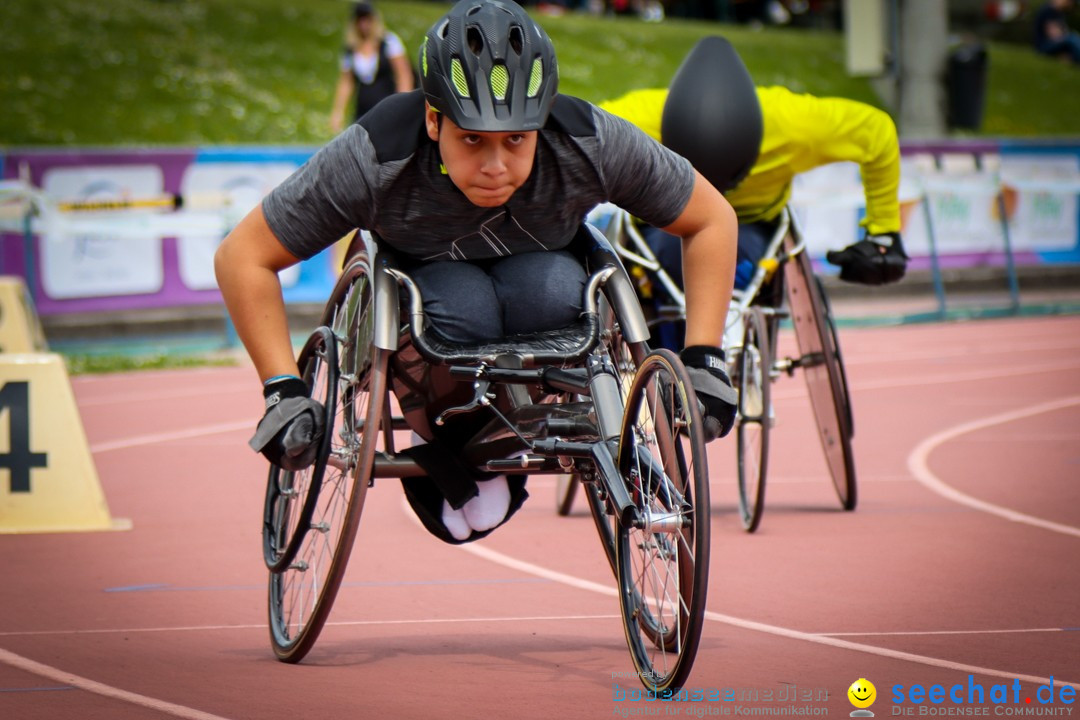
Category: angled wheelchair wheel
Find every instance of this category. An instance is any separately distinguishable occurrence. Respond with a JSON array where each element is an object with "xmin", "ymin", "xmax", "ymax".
[
  {"xmin": 735, "ymin": 307, "xmax": 771, "ymax": 533},
  {"xmin": 268, "ymin": 252, "xmax": 389, "ymax": 663},
  {"xmin": 783, "ymin": 241, "xmax": 856, "ymax": 511},
  {"xmin": 616, "ymin": 349, "xmax": 710, "ymax": 693},
  {"xmin": 262, "ymin": 327, "xmax": 338, "ymax": 573},
  {"xmin": 815, "ymin": 276, "xmax": 854, "ymax": 438}
]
